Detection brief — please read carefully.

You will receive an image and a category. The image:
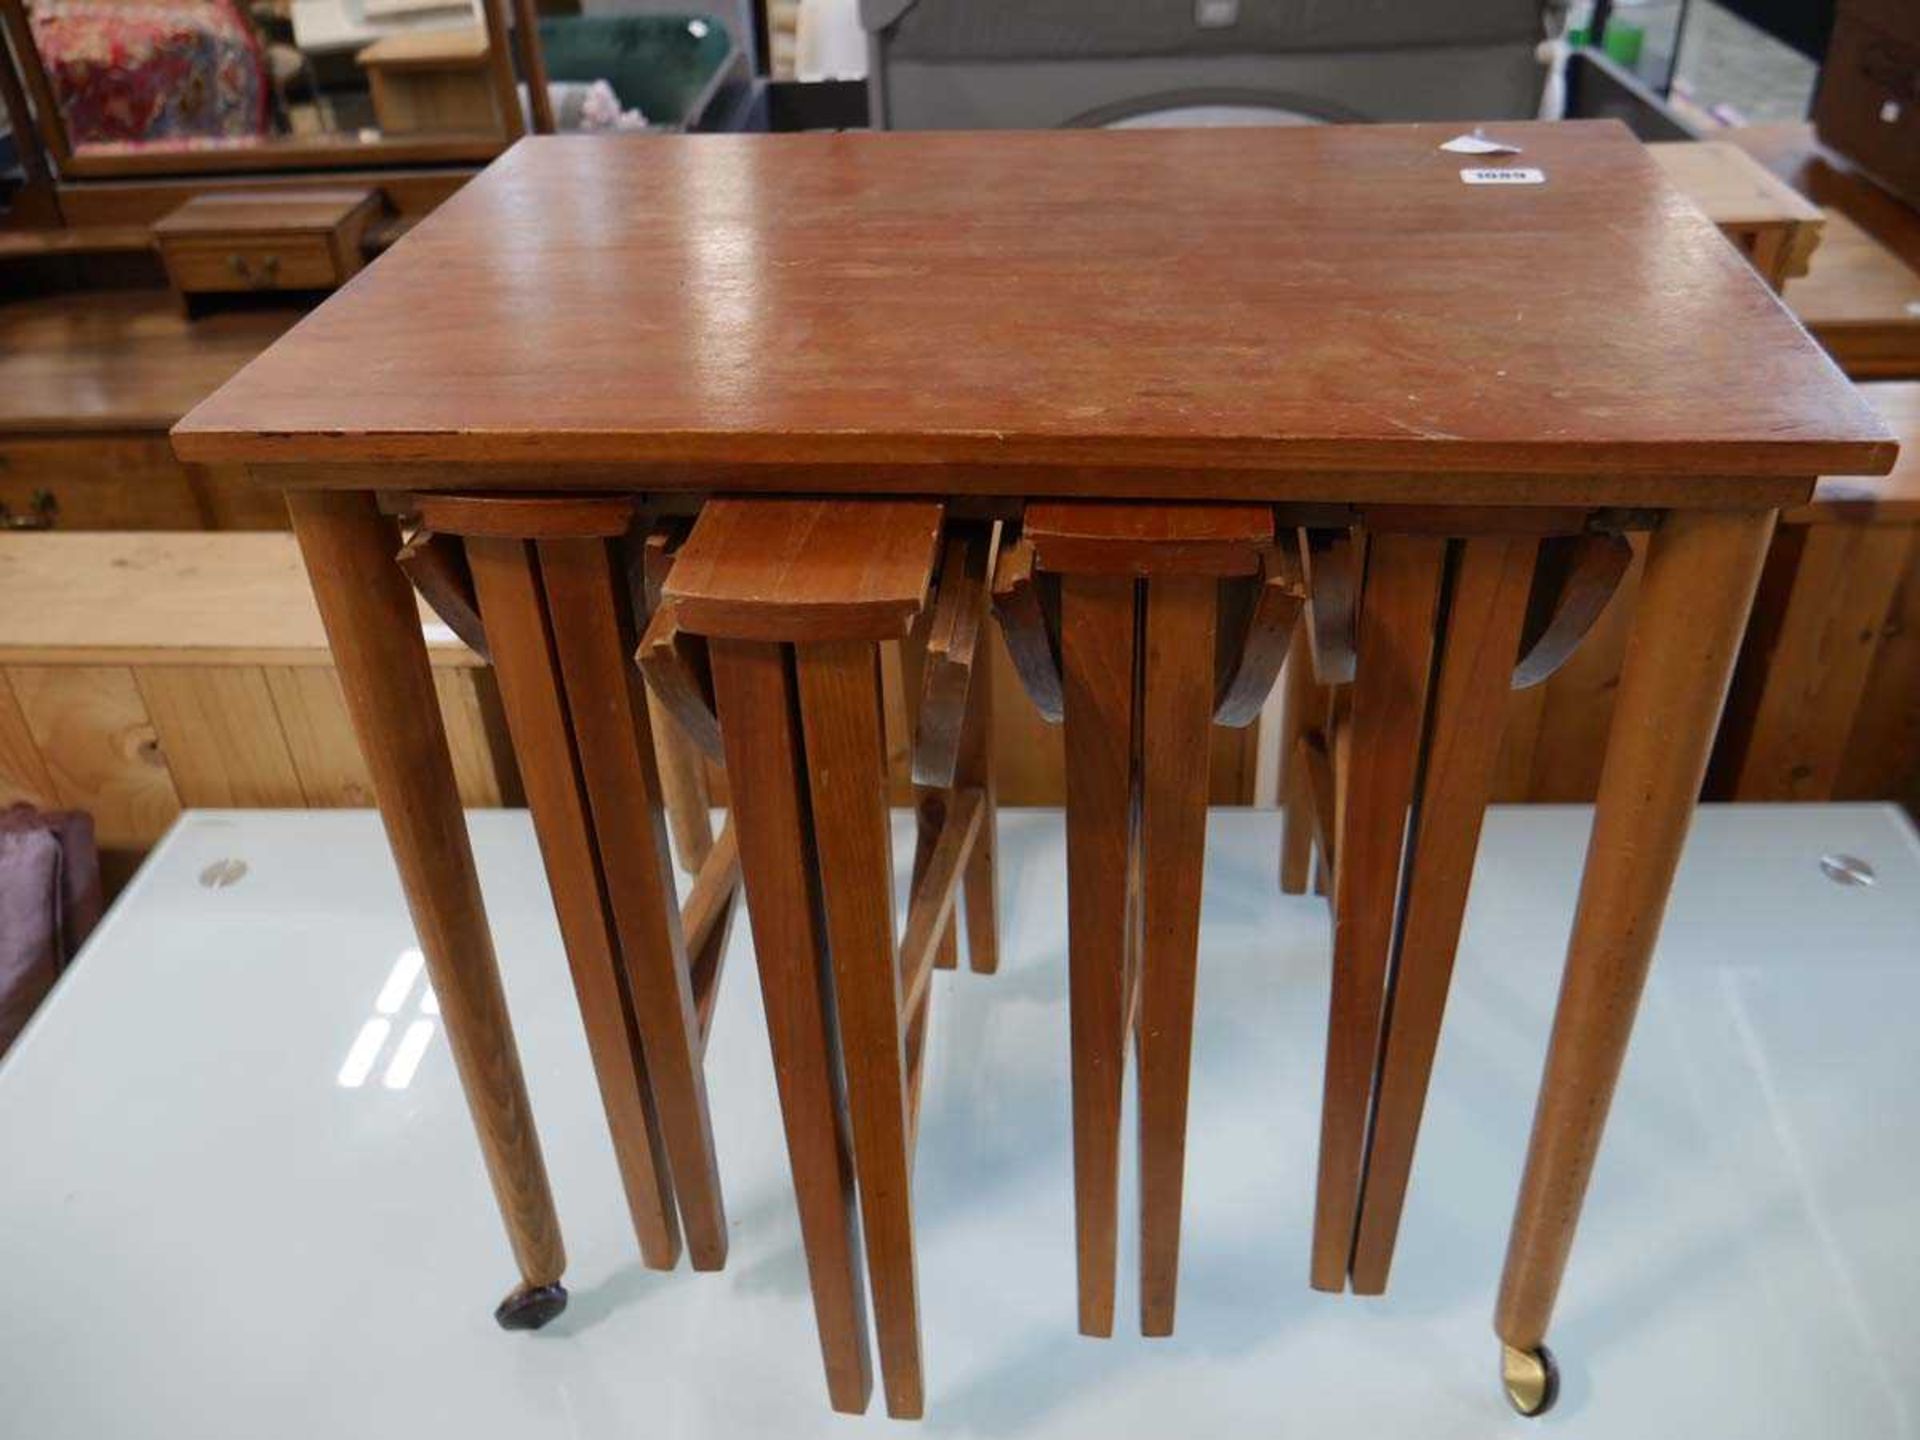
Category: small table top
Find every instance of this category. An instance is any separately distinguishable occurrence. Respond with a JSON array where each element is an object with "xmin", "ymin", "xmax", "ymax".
[
  {"xmin": 1647, "ymin": 140, "xmax": 1821, "ymax": 230},
  {"xmin": 174, "ymin": 121, "xmax": 1893, "ymax": 498}
]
